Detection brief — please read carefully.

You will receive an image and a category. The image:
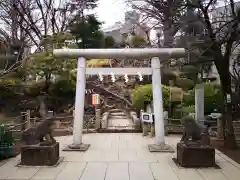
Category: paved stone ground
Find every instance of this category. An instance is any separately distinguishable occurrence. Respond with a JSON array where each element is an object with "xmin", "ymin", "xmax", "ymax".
[
  {"xmin": 107, "ymin": 118, "xmax": 134, "ymax": 129},
  {"xmin": 1, "ymin": 133, "xmax": 240, "ymax": 180}
]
